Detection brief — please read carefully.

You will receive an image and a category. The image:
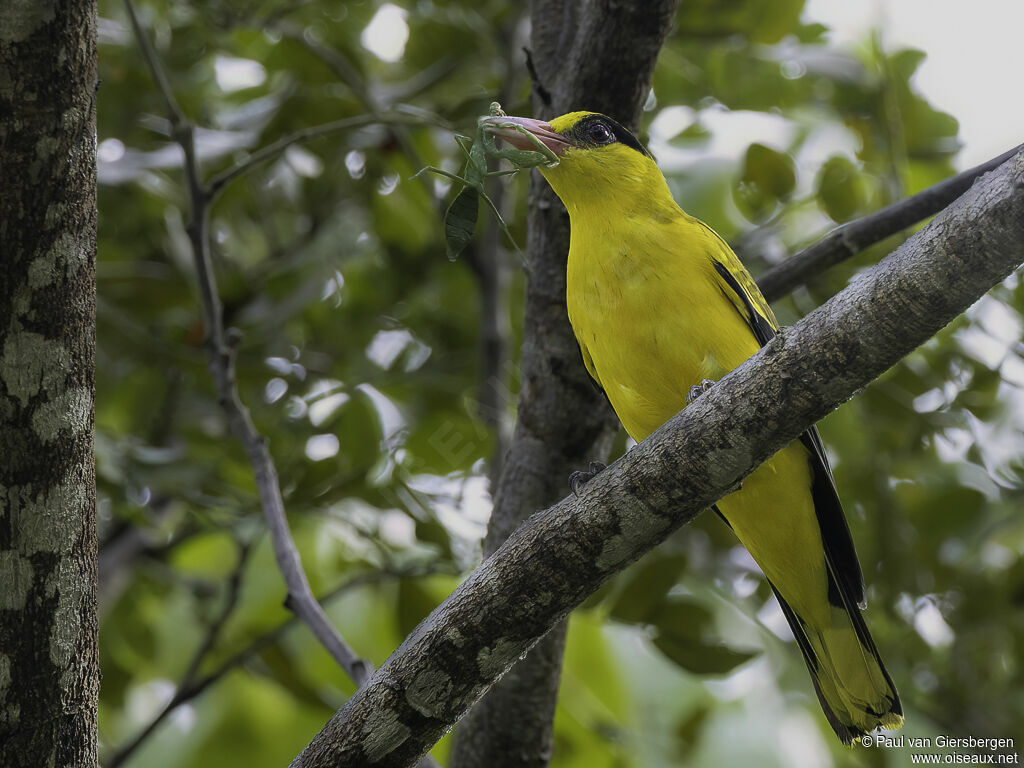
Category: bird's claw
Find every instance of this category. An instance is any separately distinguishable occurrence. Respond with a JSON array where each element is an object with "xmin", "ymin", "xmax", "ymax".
[
  {"xmin": 569, "ymin": 461, "xmax": 607, "ymax": 496},
  {"xmin": 686, "ymin": 378, "xmax": 716, "ymax": 405}
]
